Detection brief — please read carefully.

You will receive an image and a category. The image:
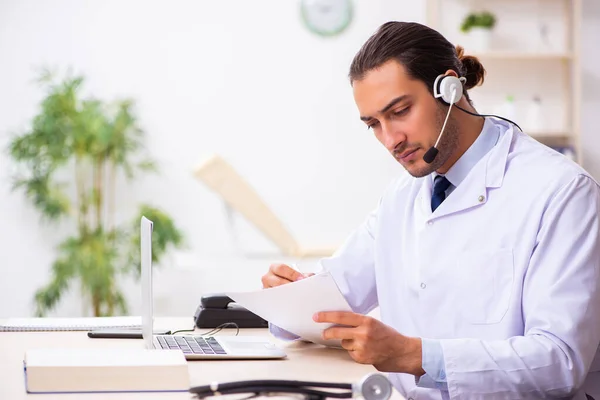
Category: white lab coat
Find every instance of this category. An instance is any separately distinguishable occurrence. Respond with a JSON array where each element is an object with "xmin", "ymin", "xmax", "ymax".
[{"xmin": 320, "ymin": 120, "xmax": 600, "ymax": 399}]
